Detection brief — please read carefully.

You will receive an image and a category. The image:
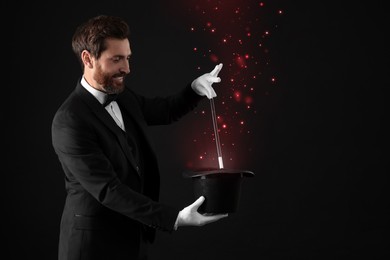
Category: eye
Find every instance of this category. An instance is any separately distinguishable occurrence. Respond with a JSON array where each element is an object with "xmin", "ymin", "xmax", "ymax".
[{"xmin": 112, "ymin": 57, "xmax": 120, "ymax": 63}]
